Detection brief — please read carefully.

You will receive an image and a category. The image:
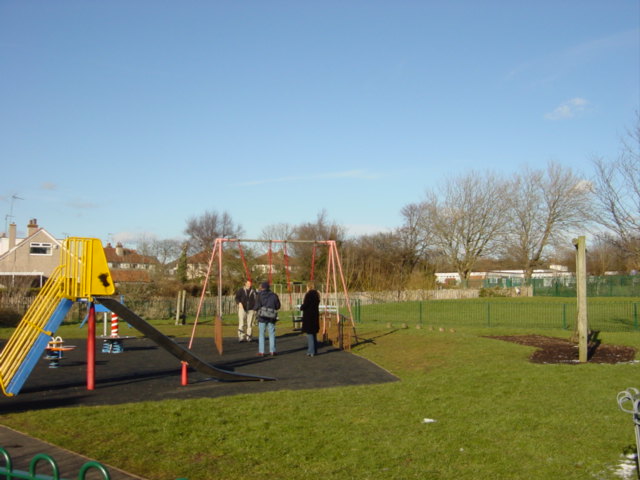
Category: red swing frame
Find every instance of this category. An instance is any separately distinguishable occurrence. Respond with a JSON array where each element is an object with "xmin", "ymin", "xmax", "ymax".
[{"xmin": 191, "ymin": 238, "xmax": 356, "ymax": 355}]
